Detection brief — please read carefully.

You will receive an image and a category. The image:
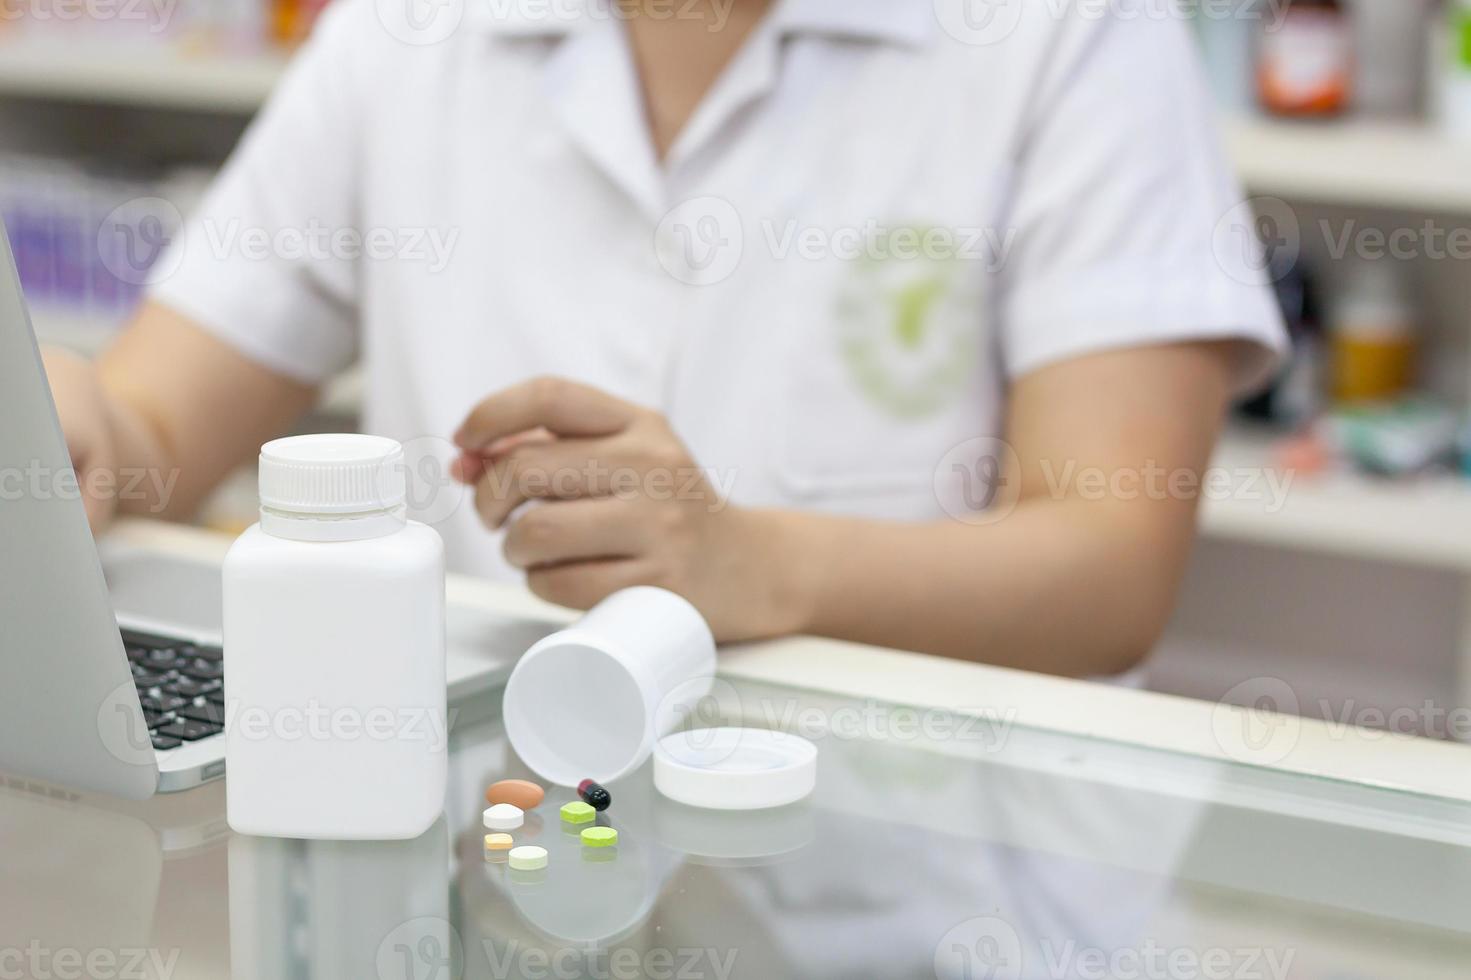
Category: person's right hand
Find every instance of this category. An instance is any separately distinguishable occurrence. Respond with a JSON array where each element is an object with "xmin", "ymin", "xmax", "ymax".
[{"xmin": 40, "ymin": 347, "xmax": 119, "ymax": 532}]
